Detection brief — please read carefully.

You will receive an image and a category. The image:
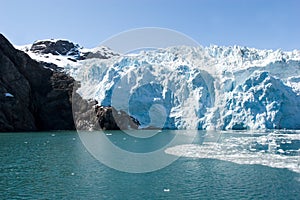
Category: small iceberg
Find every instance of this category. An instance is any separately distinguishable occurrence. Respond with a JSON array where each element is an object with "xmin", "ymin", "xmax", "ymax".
[
  {"xmin": 268, "ymin": 140, "xmax": 278, "ymax": 153},
  {"xmin": 277, "ymin": 149, "xmax": 285, "ymax": 154},
  {"xmin": 4, "ymin": 93, "xmax": 14, "ymax": 97}
]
